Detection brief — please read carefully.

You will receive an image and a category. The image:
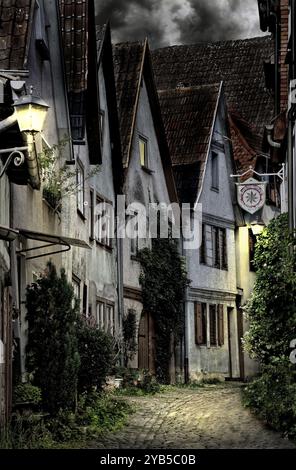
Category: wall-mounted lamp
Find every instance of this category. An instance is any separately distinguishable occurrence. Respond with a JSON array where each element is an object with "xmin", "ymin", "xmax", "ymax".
[
  {"xmin": 250, "ymin": 221, "xmax": 265, "ymax": 236},
  {"xmin": 0, "ymin": 91, "xmax": 49, "ymax": 187},
  {"xmin": 13, "ymin": 94, "xmax": 49, "ymax": 134}
]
